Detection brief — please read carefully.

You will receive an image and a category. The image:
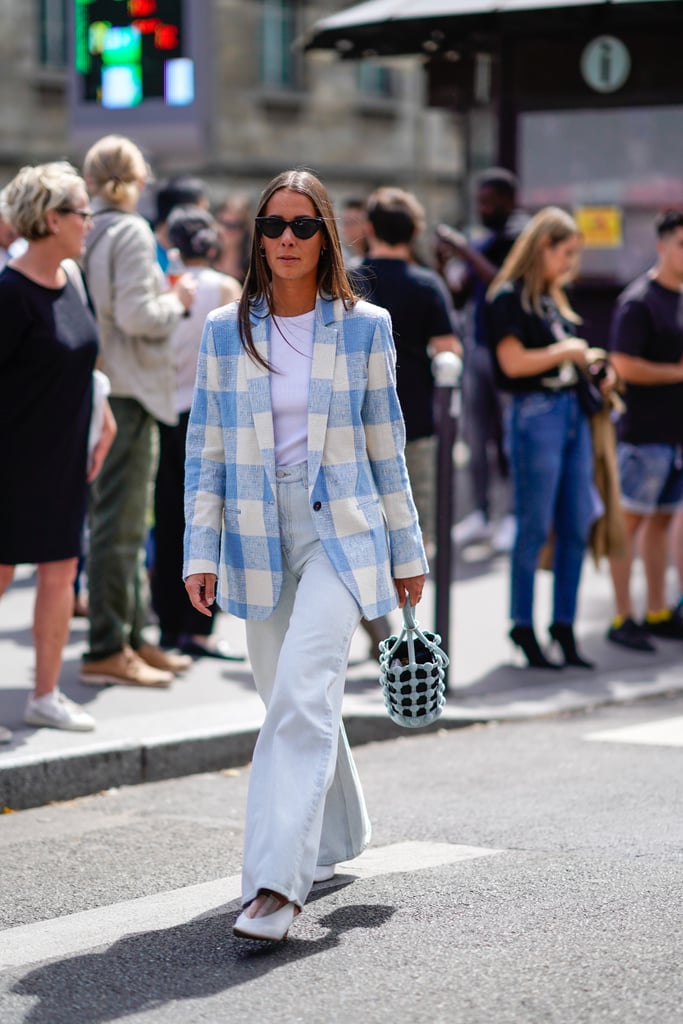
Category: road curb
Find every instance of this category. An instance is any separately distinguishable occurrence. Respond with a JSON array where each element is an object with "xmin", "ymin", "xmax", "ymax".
[
  {"xmin": 0, "ymin": 714, "xmax": 480, "ymax": 812},
  {"xmin": 0, "ymin": 744, "xmax": 142, "ymax": 812},
  {"xmin": 3, "ymin": 670, "xmax": 682, "ymax": 811}
]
